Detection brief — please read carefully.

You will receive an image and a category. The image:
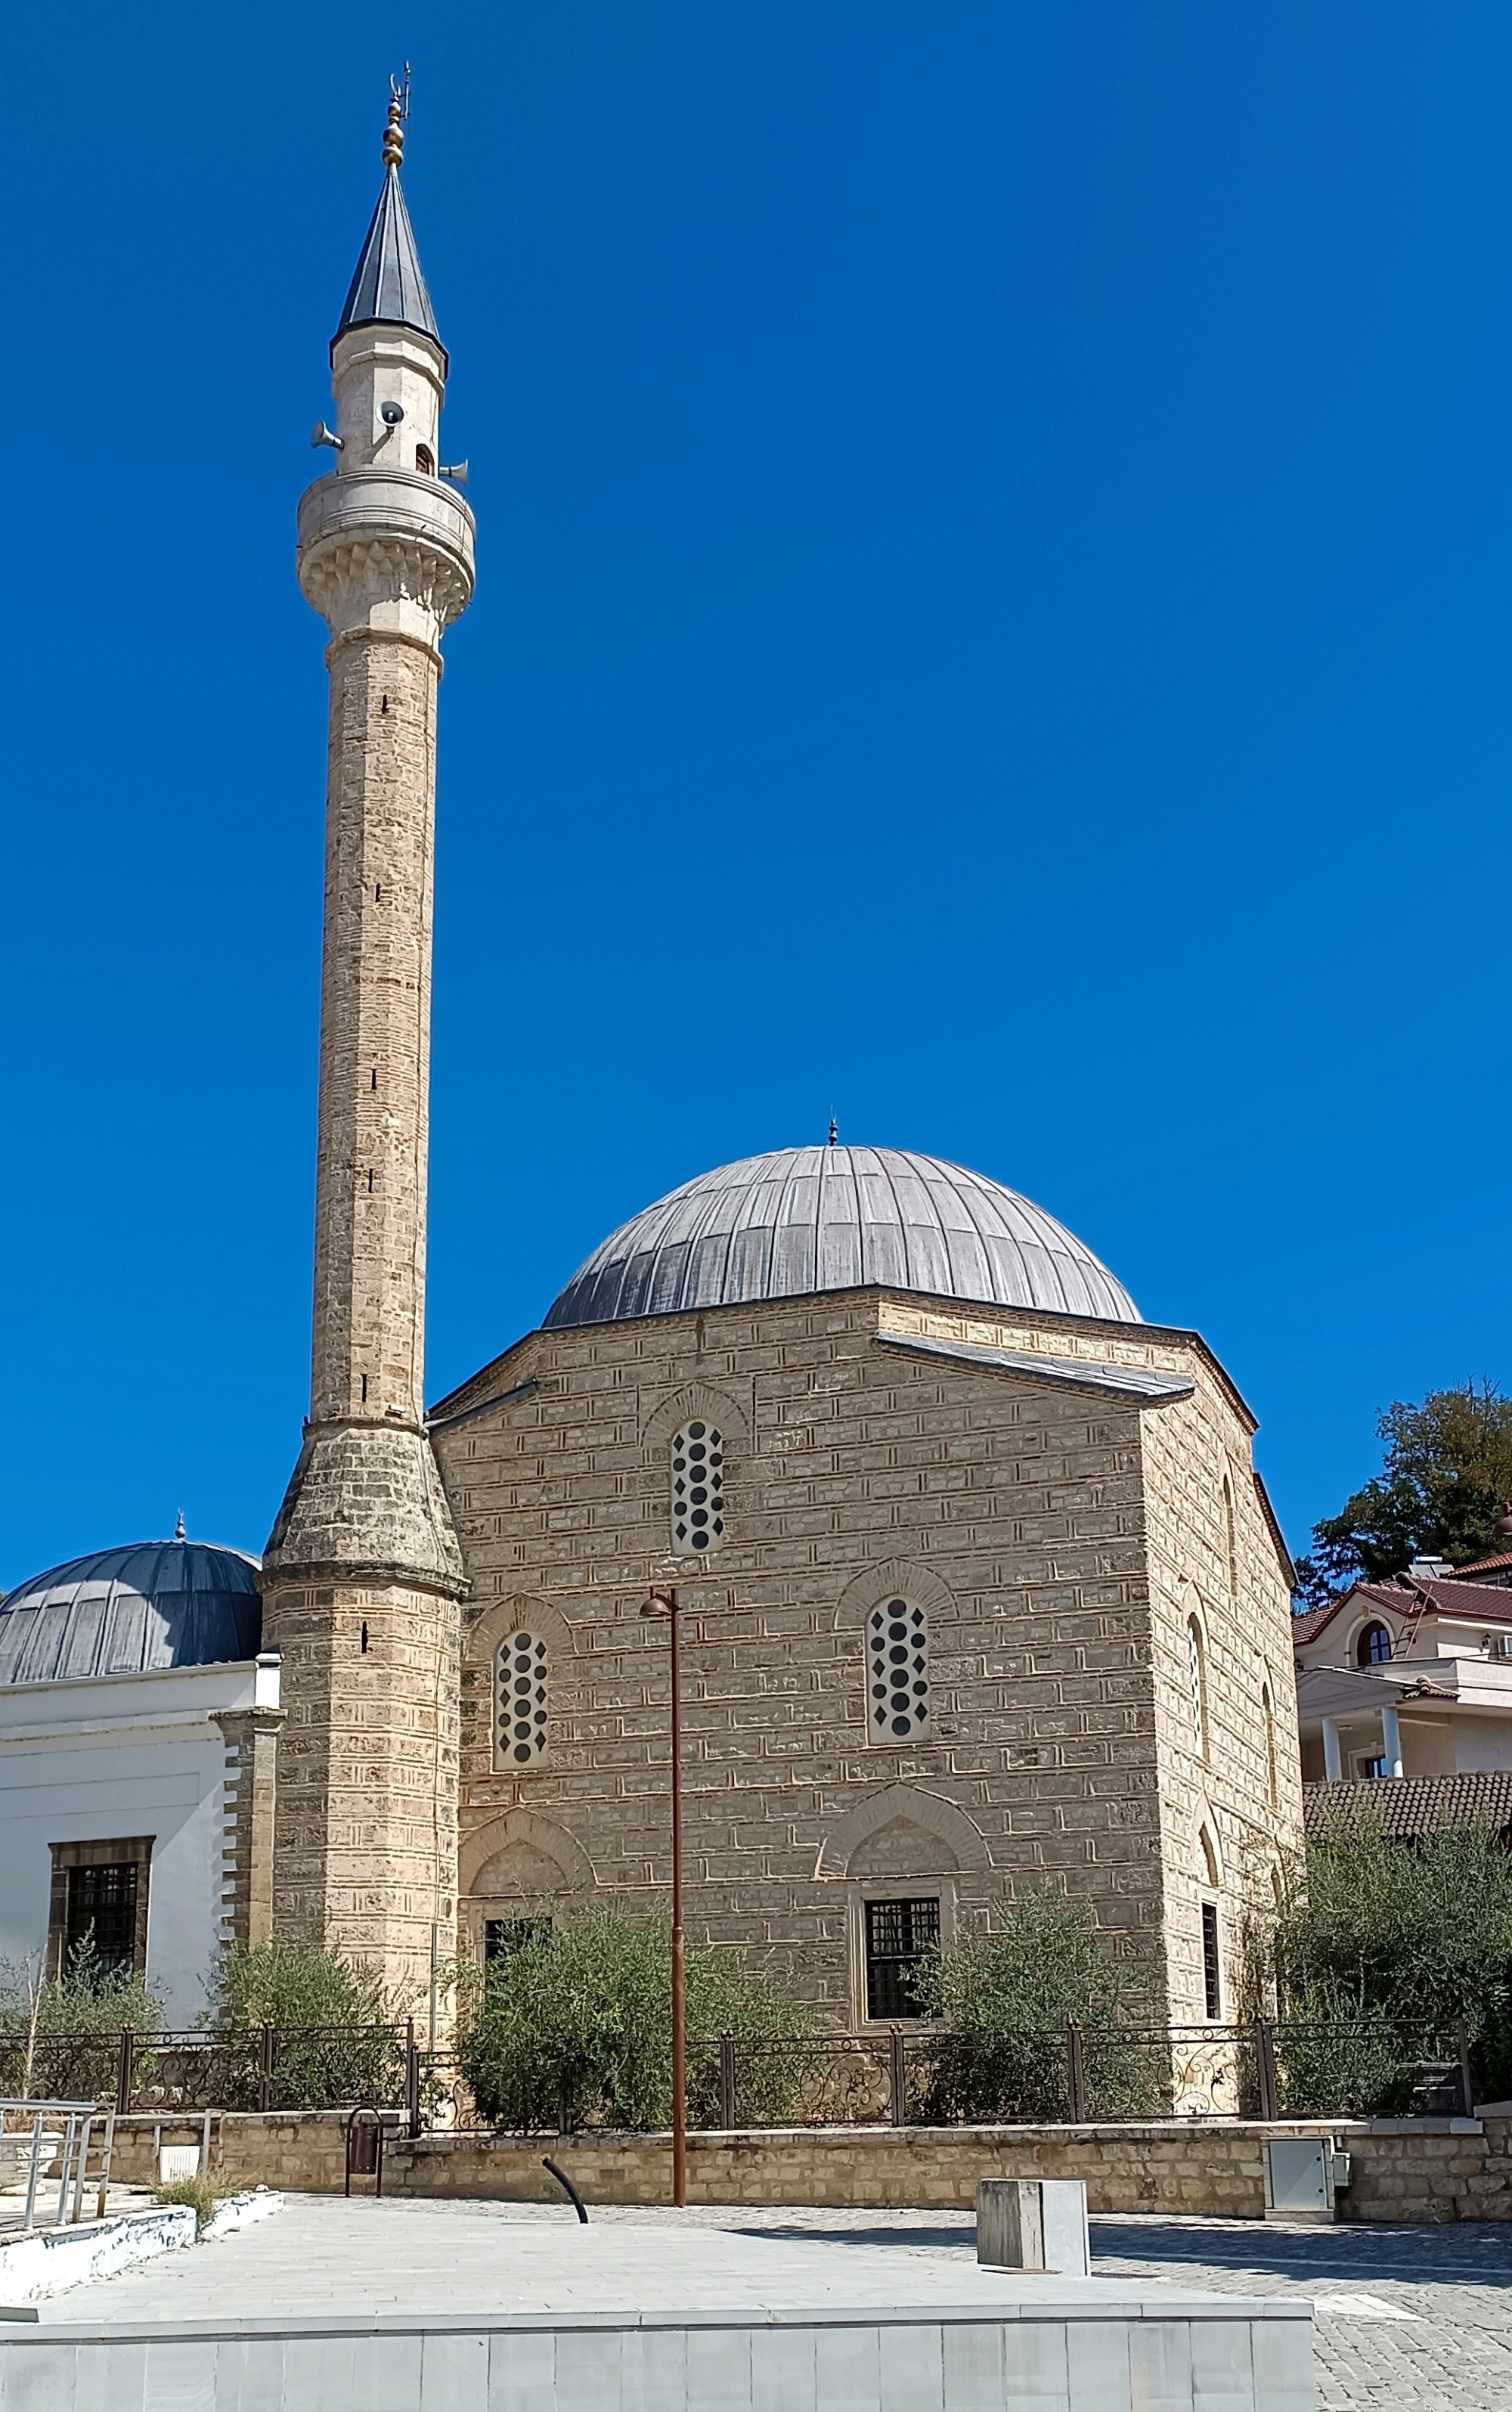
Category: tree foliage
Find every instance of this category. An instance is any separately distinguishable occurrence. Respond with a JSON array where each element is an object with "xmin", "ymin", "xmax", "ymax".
[
  {"xmin": 458, "ymin": 1910, "xmax": 810, "ymax": 2131},
  {"xmin": 1269, "ymin": 1809, "xmax": 1512, "ymax": 2109},
  {"xmin": 203, "ymin": 1939, "xmax": 407, "ymax": 2111},
  {"xmin": 1294, "ymin": 1382, "xmax": 1512, "ymax": 1607},
  {"xmin": 912, "ymin": 1892, "xmax": 1158, "ymax": 2123},
  {"xmin": 0, "ymin": 1942, "xmax": 164, "ymax": 2101}
]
